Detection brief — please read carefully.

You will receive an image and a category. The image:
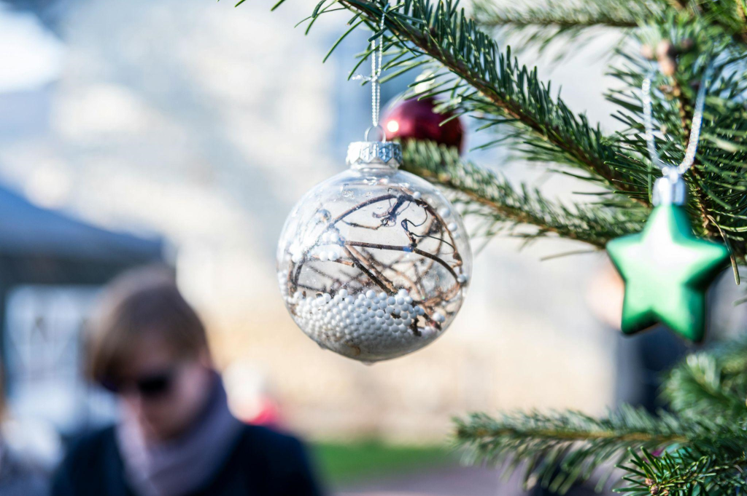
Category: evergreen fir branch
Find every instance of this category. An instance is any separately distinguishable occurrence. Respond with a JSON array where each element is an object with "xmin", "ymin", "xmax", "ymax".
[
  {"xmin": 455, "ymin": 406, "xmax": 694, "ymax": 494},
  {"xmin": 253, "ymin": 0, "xmax": 747, "ymax": 259},
  {"xmin": 453, "ymin": 335, "xmax": 747, "ymax": 495},
  {"xmin": 607, "ymin": 22, "xmax": 747, "ymax": 258},
  {"xmin": 471, "ymin": 0, "xmax": 665, "ymax": 54},
  {"xmin": 473, "ymin": 0, "xmax": 649, "ymax": 31},
  {"xmin": 642, "ymin": 0, "xmax": 747, "ymax": 46},
  {"xmin": 456, "ymin": 407, "xmax": 747, "ymax": 495},
  {"xmin": 621, "ymin": 447, "xmax": 747, "ymax": 495},
  {"xmin": 693, "ymin": 0, "xmax": 747, "ymax": 45},
  {"xmin": 300, "ymin": 0, "xmax": 654, "ymax": 201},
  {"xmin": 663, "ymin": 337, "xmax": 747, "ymax": 419},
  {"xmin": 472, "ymin": 0, "xmax": 661, "ymax": 62},
  {"xmin": 402, "ymin": 141, "xmax": 647, "ymax": 248},
  {"xmin": 473, "ymin": 0, "xmax": 747, "ymax": 51}
]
